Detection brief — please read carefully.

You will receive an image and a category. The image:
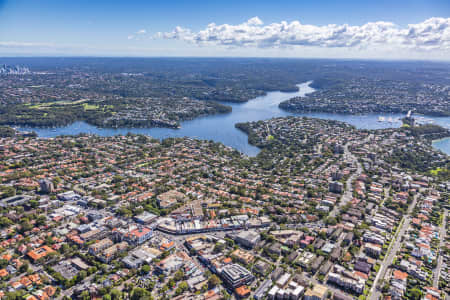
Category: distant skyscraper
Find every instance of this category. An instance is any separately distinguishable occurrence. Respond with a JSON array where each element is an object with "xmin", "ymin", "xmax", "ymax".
[
  {"xmin": 39, "ymin": 179, "xmax": 54, "ymax": 194},
  {"xmin": 0, "ymin": 64, "xmax": 31, "ymax": 75}
]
